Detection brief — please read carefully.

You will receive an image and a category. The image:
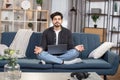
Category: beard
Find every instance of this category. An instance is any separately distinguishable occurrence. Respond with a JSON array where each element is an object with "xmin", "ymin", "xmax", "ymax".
[{"xmin": 54, "ymin": 22, "xmax": 61, "ymax": 27}]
